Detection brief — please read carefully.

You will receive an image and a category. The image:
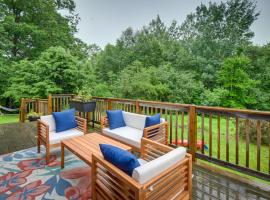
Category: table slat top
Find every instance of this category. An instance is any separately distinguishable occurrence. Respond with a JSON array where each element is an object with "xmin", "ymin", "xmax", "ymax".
[{"xmin": 62, "ymin": 132, "xmax": 132, "ymax": 165}]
